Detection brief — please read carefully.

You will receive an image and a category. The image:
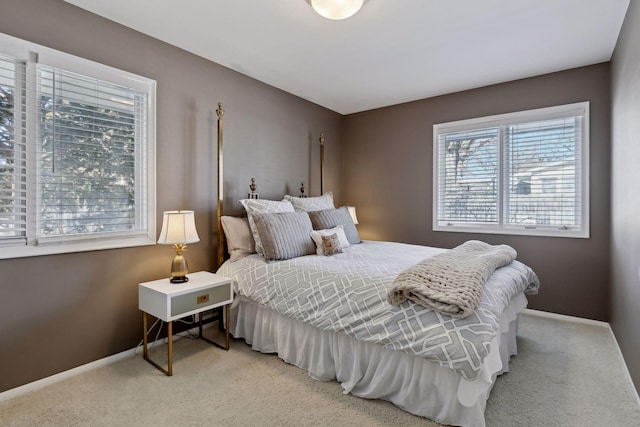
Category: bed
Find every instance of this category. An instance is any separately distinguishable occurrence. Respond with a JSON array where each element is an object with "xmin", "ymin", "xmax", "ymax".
[{"xmin": 212, "ymin": 106, "xmax": 540, "ymax": 427}]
